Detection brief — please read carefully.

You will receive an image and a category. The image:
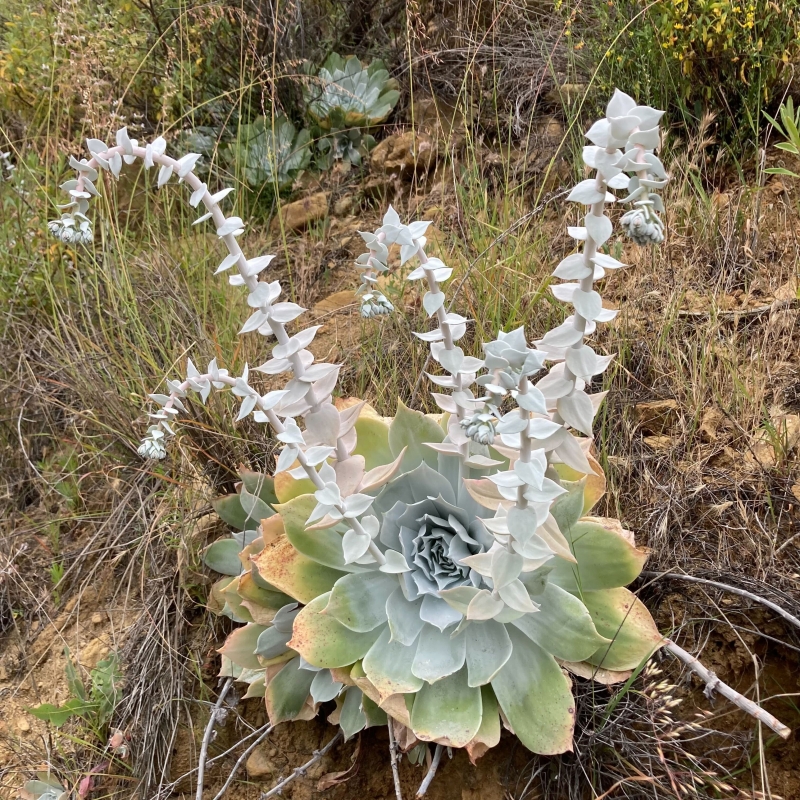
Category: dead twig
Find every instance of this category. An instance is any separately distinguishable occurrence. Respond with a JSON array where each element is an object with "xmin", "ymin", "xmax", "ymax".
[
  {"xmin": 641, "ymin": 571, "xmax": 800, "ymax": 631},
  {"xmin": 260, "ymin": 730, "xmax": 343, "ymax": 799},
  {"xmin": 663, "ymin": 638, "xmax": 791, "ymax": 739},
  {"xmin": 387, "ymin": 722, "xmax": 404, "ymax": 800},
  {"xmin": 196, "ymin": 677, "xmax": 234, "ymax": 800},
  {"xmin": 211, "ymin": 723, "xmax": 274, "ymax": 800},
  {"xmin": 415, "ymin": 744, "xmax": 443, "ymax": 798}
]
